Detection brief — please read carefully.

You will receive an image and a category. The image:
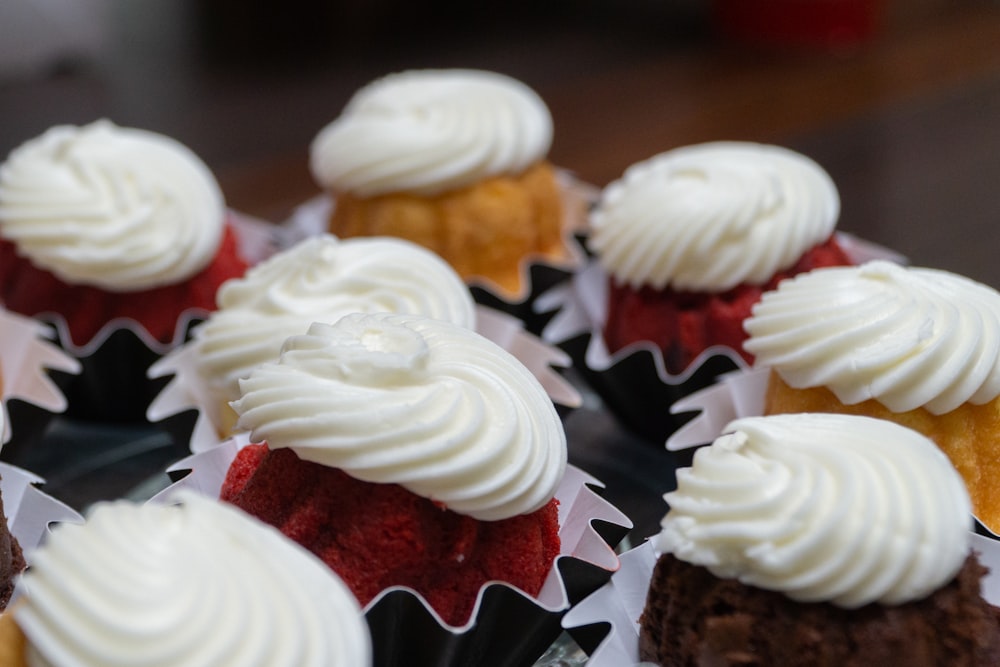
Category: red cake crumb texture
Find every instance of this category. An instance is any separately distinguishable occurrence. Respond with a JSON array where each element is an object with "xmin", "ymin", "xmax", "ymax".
[
  {"xmin": 0, "ymin": 219, "xmax": 248, "ymax": 347},
  {"xmin": 603, "ymin": 236, "xmax": 852, "ymax": 374},
  {"xmin": 221, "ymin": 443, "xmax": 562, "ymax": 626},
  {"xmin": 640, "ymin": 552, "xmax": 1000, "ymax": 666}
]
